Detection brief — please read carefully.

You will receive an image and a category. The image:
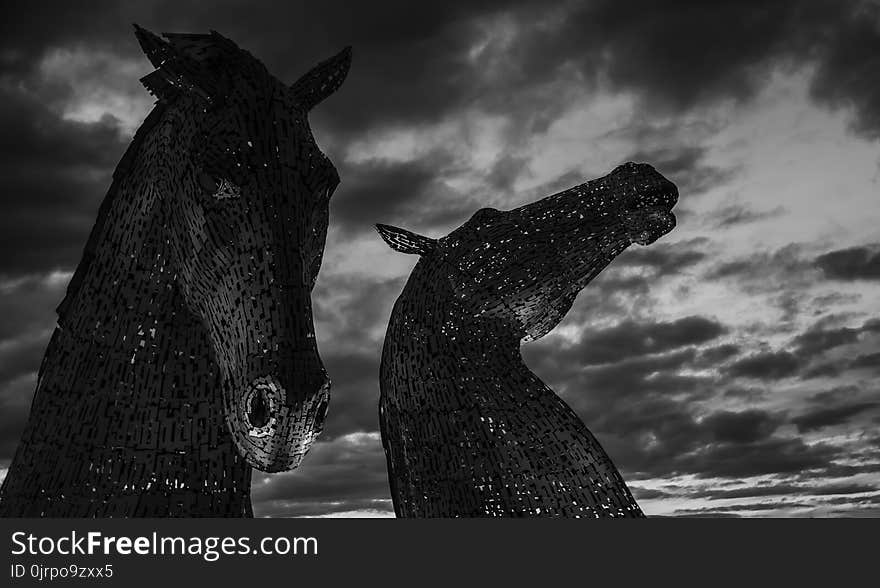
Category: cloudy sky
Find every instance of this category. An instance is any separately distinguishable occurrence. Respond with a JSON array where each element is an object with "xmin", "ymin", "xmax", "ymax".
[{"xmin": 2, "ymin": 0, "xmax": 879, "ymax": 517}]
